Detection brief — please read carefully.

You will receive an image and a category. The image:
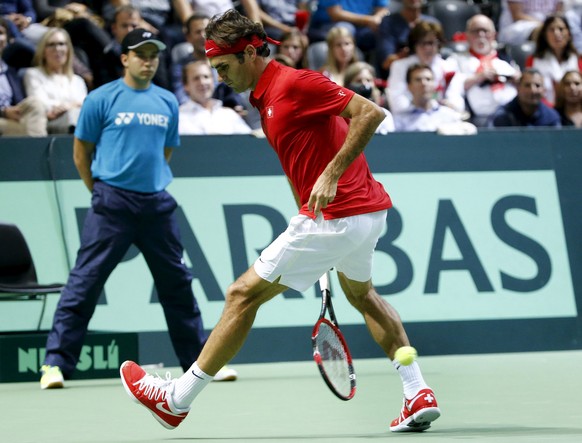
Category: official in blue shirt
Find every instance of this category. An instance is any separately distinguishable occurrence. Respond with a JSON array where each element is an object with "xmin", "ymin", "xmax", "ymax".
[
  {"xmin": 39, "ymin": 29, "xmax": 229, "ymax": 389},
  {"xmin": 490, "ymin": 69, "xmax": 561, "ymax": 127}
]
